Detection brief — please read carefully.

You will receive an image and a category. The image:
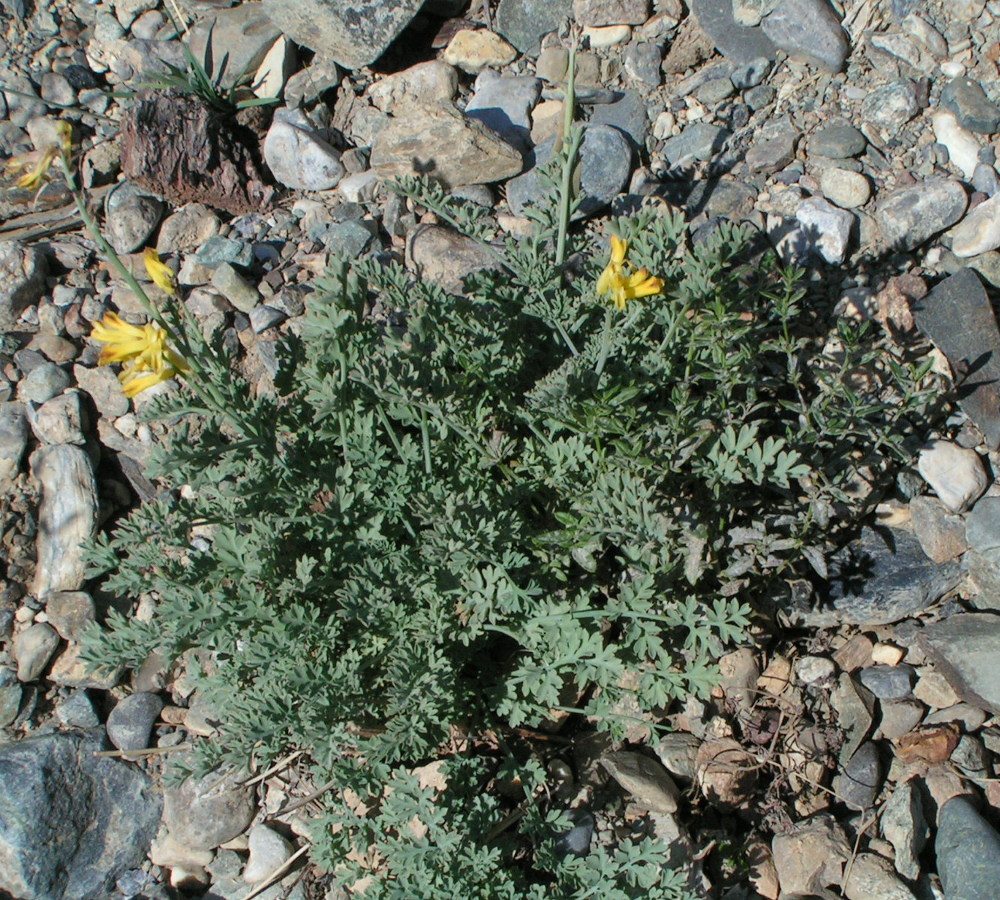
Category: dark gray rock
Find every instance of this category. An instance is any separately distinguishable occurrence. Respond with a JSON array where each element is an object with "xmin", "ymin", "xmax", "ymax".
[
  {"xmin": 942, "ymin": 78, "xmax": 1000, "ymax": 135},
  {"xmin": 106, "ymin": 692, "xmax": 163, "ymax": 752},
  {"xmin": 262, "ymin": 0, "xmax": 423, "ymax": 69},
  {"xmin": 858, "ymin": 664, "xmax": 915, "ymax": 700},
  {"xmin": 555, "ymin": 808, "xmax": 594, "ymax": 857},
  {"xmin": 0, "ymin": 667, "xmax": 20, "ymax": 727},
  {"xmin": 589, "ymin": 90, "xmax": 649, "ymax": 150},
  {"xmin": 691, "ymin": 0, "xmax": 777, "ymax": 63},
  {"xmin": 507, "ymin": 125, "xmax": 631, "ymax": 218},
  {"xmin": 798, "ymin": 527, "xmax": 964, "ymax": 627},
  {"xmin": 810, "ymin": 122, "xmax": 867, "ymax": 158},
  {"xmin": 0, "ymin": 729, "xmax": 161, "ymax": 900},
  {"xmin": 747, "ymin": 131, "xmax": 797, "ymax": 173},
  {"xmin": 761, "ymin": 0, "xmax": 849, "ymax": 73},
  {"xmin": 876, "ymin": 178, "xmax": 967, "ymax": 251},
  {"xmin": 966, "ymin": 496, "xmax": 1000, "ymax": 565},
  {"xmin": 104, "ymin": 181, "xmax": 163, "ymax": 255},
  {"xmin": 833, "ymin": 740, "xmax": 881, "ymax": 810},
  {"xmin": 937, "ymin": 796, "xmax": 1000, "ymax": 900},
  {"xmin": 731, "ymin": 56, "xmax": 772, "ymax": 88},
  {"xmin": 163, "ymin": 766, "xmax": 255, "ymax": 850},
  {"xmin": 882, "ymin": 779, "xmax": 928, "ymax": 881},
  {"xmin": 194, "ymin": 236, "xmax": 255, "ymax": 270},
  {"xmin": 973, "ymin": 163, "xmax": 1000, "ymax": 197},
  {"xmin": 623, "ymin": 42, "xmax": 663, "ymax": 86},
  {"xmin": 466, "ymin": 73, "xmax": 541, "ymax": 153},
  {"xmin": 55, "ymin": 691, "xmax": 100, "ymax": 729},
  {"xmin": 496, "ymin": 0, "xmax": 573, "ymax": 56},
  {"xmin": 911, "ymin": 268, "xmax": 1000, "ymax": 449},
  {"xmin": 662, "ymin": 123, "xmax": 731, "ymax": 167},
  {"xmin": 916, "ymin": 613, "xmax": 1000, "ymax": 715}
]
